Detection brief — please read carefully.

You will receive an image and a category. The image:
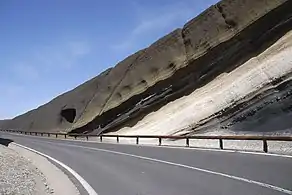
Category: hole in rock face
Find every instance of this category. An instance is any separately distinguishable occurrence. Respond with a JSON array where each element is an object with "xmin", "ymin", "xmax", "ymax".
[{"xmin": 61, "ymin": 108, "xmax": 76, "ymax": 123}]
